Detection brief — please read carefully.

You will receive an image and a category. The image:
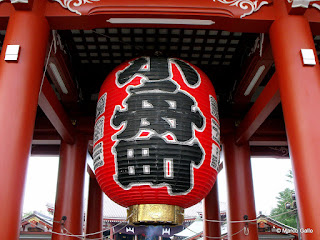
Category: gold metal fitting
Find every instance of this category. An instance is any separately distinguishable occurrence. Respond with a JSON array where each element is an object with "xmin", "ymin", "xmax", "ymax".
[{"xmin": 127, "ymin": 204, "xmax": 184, "ymax": 226}]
